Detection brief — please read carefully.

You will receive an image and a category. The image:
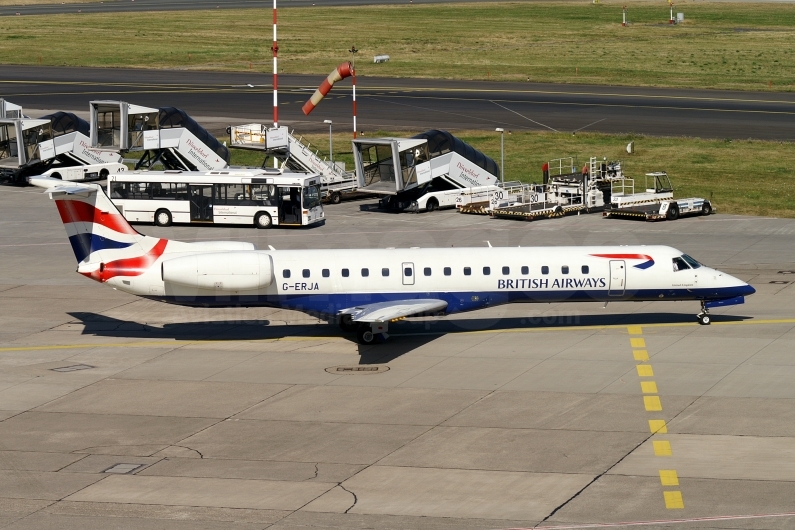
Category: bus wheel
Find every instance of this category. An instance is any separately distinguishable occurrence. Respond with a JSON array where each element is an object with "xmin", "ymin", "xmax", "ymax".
[
  {"xmin": 154, "ymin": 209, "xmax": 172, "ymax": 227},
  {"xmin": 329, "ymin": 192, "xmax": 342, "ymax": 205},
  {"xmin": 100, "ymin": 169, "xmax": 109, "ymax": 180},
  {"xmin": 255, "ymin": 212, "xmax": 272, "ymax": 229},
  {"xmin": 426, "ymin": 198, "xmax": 439, "ymax": 212},
  {"xmin": 51, "ymin": 172, "xmax": 62, "ymax": 180}
]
